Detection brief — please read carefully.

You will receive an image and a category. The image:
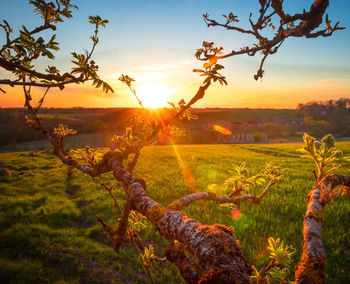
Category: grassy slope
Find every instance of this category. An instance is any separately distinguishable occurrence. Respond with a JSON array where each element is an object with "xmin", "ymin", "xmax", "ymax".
[{"xmin": 0, "ymin": 143, "xmax": 349, "ymax": 283}]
